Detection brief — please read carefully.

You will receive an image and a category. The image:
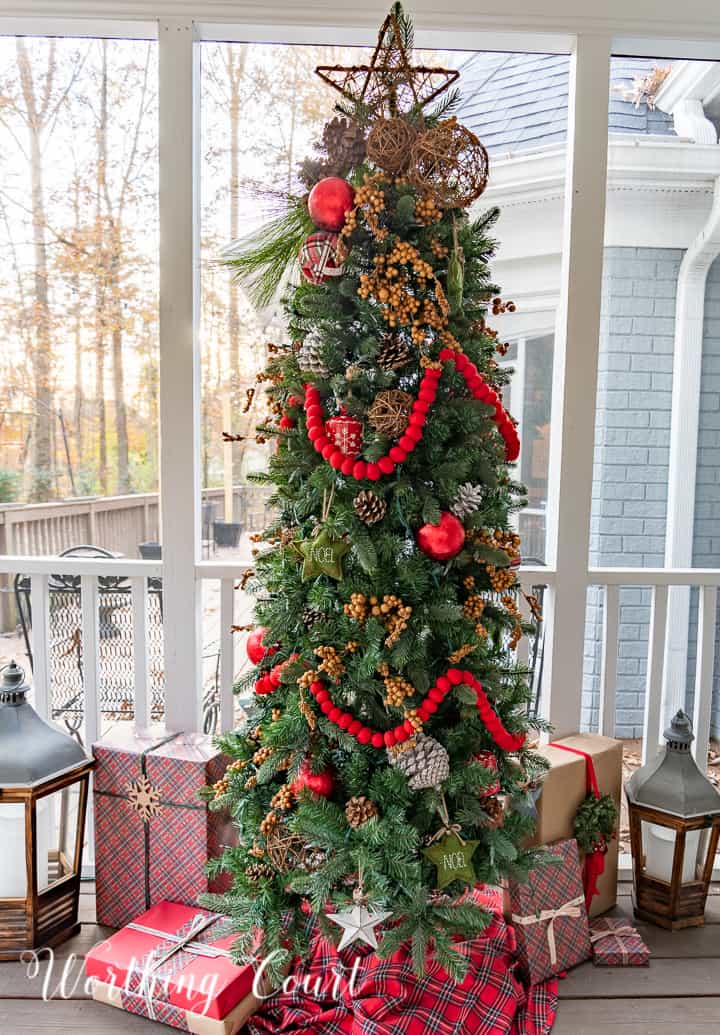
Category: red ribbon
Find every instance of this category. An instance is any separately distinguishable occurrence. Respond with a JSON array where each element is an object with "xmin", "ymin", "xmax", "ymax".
[{"xmin": 549, "ymin": 742, "xmax": 605, "ymax": 909}]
